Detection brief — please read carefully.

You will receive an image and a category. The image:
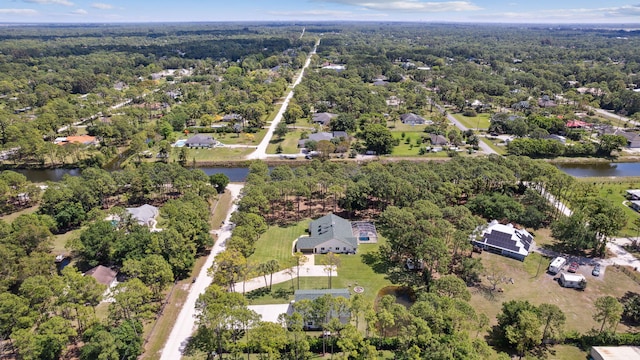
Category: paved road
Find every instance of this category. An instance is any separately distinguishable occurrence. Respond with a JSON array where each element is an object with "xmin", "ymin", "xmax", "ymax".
[
  {"xmin": 160, "ymin": 184, "xmax": 243, "ymax": 360},
  {"xmin": 432, "ymin": 103, "xmax": 498, "ymax": 155},
  {"xmin": 591, "ymin": 107, "xmax": 640, "ymax": 127},
  {"xmin": 247, "ymin": 39, "xmax": 319, "ymax": 160}
]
